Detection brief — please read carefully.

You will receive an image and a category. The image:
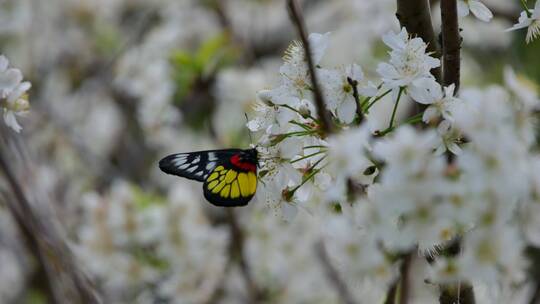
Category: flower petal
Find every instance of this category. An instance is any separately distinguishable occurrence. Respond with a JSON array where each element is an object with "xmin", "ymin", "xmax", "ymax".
[
  {"xmin": 3, "ymin": 110, "xmax": 22, "ymax": 133},
  {"xmin": 336, "ymin": 98, "xmax": 357, "ymax": 124},
  {"xmin": 457, "ymin": 0, "xmax": 470, "ymax": 17},
  {"xmin": 469, "ymin": 0, "xmax": 493, "ymax": 22}
]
